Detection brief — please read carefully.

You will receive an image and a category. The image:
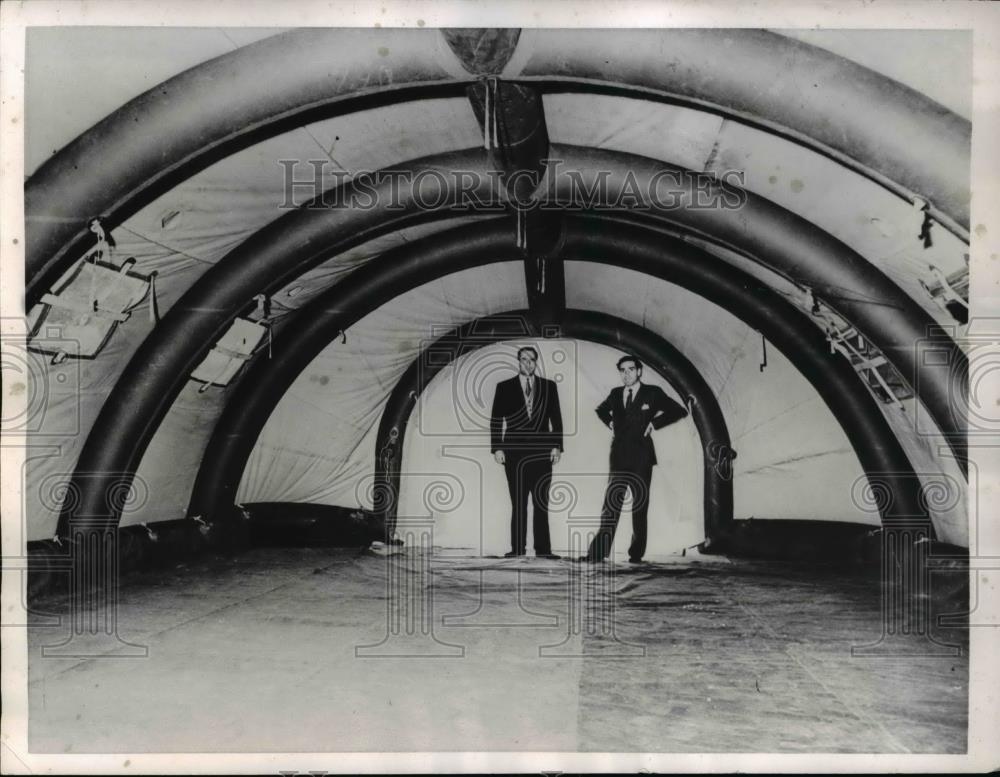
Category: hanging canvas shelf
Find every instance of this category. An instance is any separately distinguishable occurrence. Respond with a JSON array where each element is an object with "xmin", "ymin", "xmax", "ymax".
[
  {"xmin": 189, "ymin": 300, "xmax": 271, "ymax": 391},
  {"xmin": 919, "ymin": 262, "xmax": 969, "ymax": 324},
  {"xmin": 27, "ymin": 244, "xmax": 156, "ymax": 363}
]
